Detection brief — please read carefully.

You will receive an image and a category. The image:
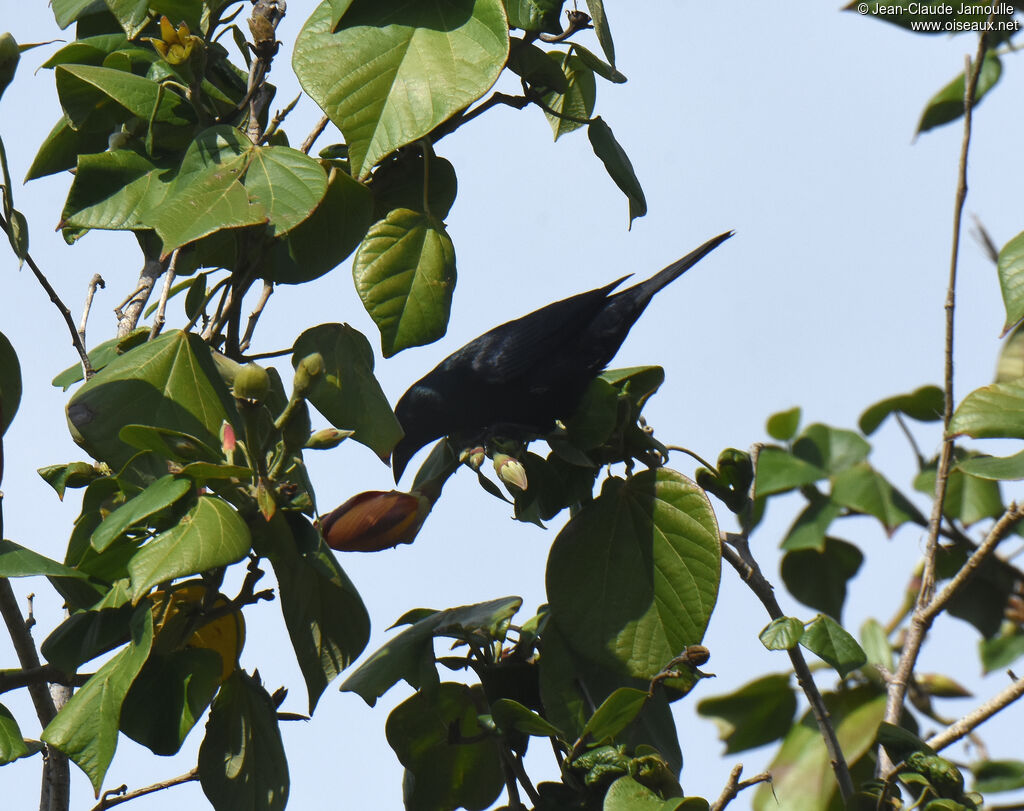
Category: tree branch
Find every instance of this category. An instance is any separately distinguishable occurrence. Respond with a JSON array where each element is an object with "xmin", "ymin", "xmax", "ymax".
[
  {"xmin": 116, "ymin": 254, "xmax": 167, "ymax": 338},
  {"xmin": 0, "ymin": 216, "xmax": 93, "ymax": 378},
  {"xmin": 300, "ymin": 114, "xmax": 330, "ymax": 155},
  {"xmin": 89, "ymin": 768, "xmax": 199, "ymax": 811},
  {"xmin": 721, "ymin": 533, "xmax": 854, "ymax": 802},
  {"xmin": 0, "ymin": 664, "xmax": 90, "ymax": 694},
  {"xmin": 148, "ymin": 249, "xmax": 179, "ymax": 341},
  {"xmin": 925, "ymin": 672, "xmax": 1024, "ymax": 754},
  {"xmin": 78, "ymin": 274, "xmax": 105, "ymax": 368},
  {"xmin": 882, "ymin": 30, "xmax": 990, "ymax": 742},
  {"xmin": 710, "ymin": 764, "xmax": 773, "ymax": 811}
]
